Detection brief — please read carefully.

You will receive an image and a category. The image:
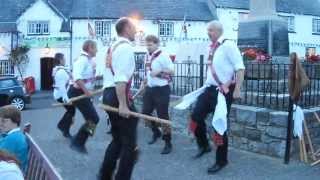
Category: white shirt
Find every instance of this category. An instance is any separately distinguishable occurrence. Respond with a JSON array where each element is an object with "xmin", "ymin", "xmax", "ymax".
[
  {"xmin": 52, "ymin": 66, "xmax": 70, "ymax": 101},
  {"xmin": 0, "ymin": 161, "xmax": 24, "ymax": 180},
  {"xmin": 111, "ymin": 37, "xmax": 135, "ymax": 84},
  {"xmin": 205, "ymin": 36, "xmax": 245, "ymax": 86},
  {"xmin": 73, "ymin": 51, "xmax": 96, "ymax": 90},
  {"xmin": 145, "ymin": 49, "xmax": 174, "ymax": 87},
  {"xmin": 96, "ymin": 66, "xmax": 115, "ymax": 89}
]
